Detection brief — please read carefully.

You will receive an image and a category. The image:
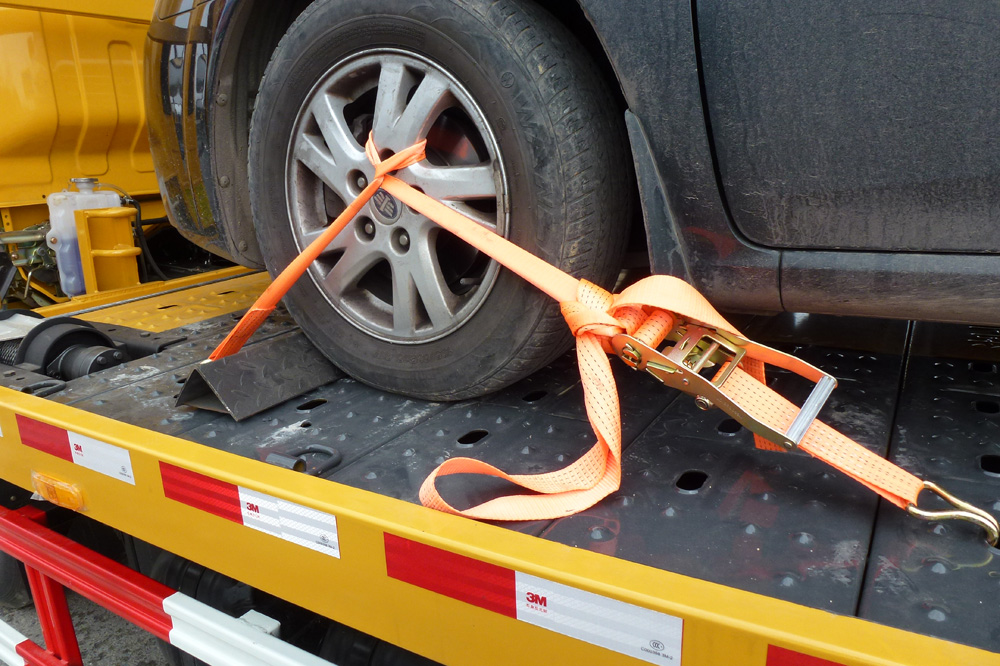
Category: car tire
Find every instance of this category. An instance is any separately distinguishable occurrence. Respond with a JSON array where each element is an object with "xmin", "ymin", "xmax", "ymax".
[
  {"xmin": 0, "ymin": 552, "xmax": 30, "ymax": 609},
  {"xmin": 249, "ymin": 0, "xmax": 631, "ymax": 400}
]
